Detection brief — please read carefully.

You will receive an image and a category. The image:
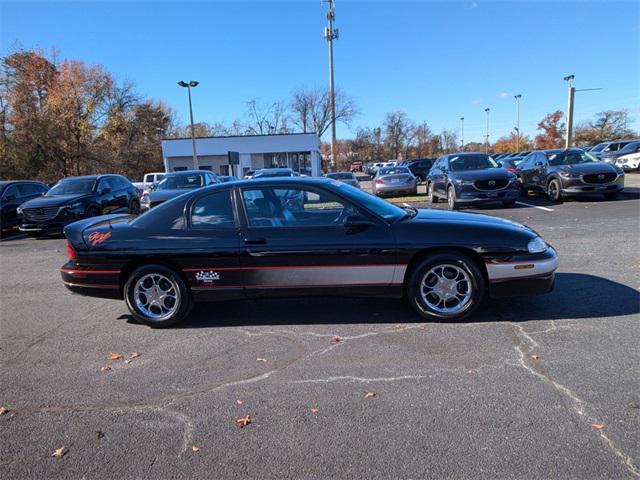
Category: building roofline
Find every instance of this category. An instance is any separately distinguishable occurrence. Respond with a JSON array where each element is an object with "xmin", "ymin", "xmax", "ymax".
[{"xmin": 161, "ymin": 132, "xmax": 319, "ymax": 141}]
